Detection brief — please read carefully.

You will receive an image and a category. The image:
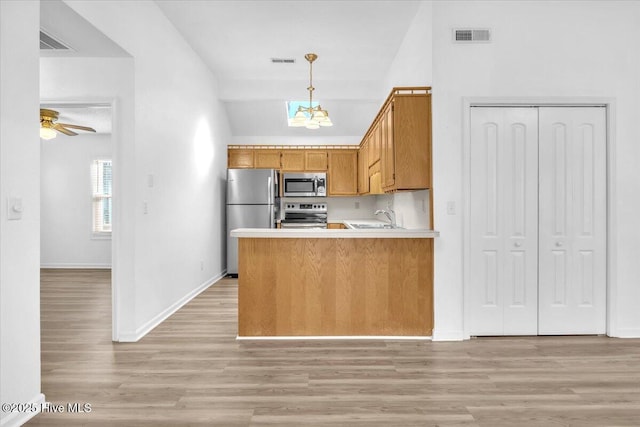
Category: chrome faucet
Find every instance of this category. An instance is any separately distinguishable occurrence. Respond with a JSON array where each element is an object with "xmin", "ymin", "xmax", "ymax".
[{"xmin": 374, "ymin": 208, "xmax": 396, "ymax": 227}]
